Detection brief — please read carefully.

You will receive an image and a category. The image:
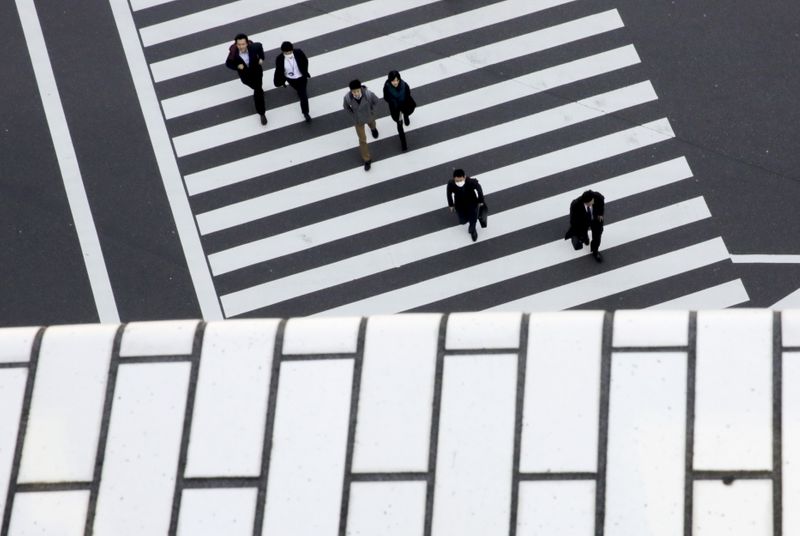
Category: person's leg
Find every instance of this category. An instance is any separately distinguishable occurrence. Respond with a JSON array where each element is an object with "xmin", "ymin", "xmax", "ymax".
[
  {"xmin": 467, "ymin": 206, "xmax": 478, "ymax": 240},
  {"xmin": 368, "ymin": 119, "xmax": 378, "ymax": 138},
  {"xmin": 396, "ymin": 119, "xmax": 407, "ymax": 150},
  {"xmin": 355, "ymin": 123, "xmax": 370, "ymax": 161},
  {"xmin": 590, "ymin": 221, "xmax": 603, "ymax": 253},
  {"xmin": 289, "ymin": 77, "xmax": 310, "ymax": 114},
  {"xmin": 243, "ymin": 76, "xmax": 266, "ymax": 117}
]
